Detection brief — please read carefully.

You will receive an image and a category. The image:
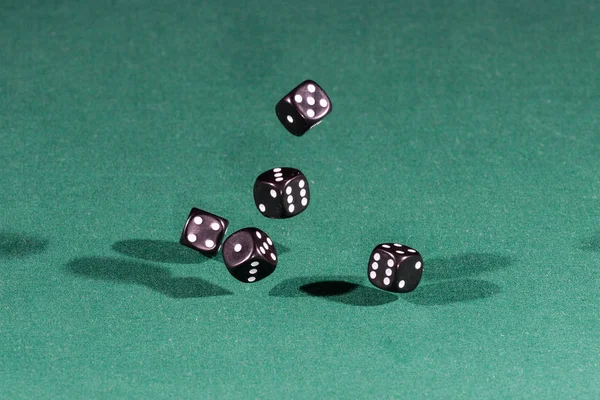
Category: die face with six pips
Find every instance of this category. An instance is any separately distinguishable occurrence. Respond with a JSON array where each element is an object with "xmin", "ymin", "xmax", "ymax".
[
  {"xmin": 253, "ymin": 167, "xmax": 310, "ymax": 219},
  {"xmin": 179, "ymin": 207, "xmax": 229, "ymax": 257},
  {"xmin": 275, "ymin": 80, "xmax": 332, "ymax": 136},
  {"xmin": 222, "ymin": 228, "xmax": 278, "ymax": 283},
  {"xmin": 367, "ymin": 243, "xmax": 423, "ymax": 293}
]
